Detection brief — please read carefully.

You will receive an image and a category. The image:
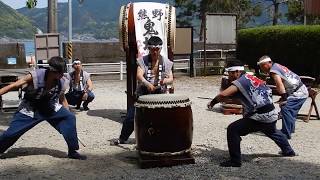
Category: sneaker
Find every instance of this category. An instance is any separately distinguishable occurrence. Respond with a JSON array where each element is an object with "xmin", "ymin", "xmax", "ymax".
[
  {"xmin": 75, "ymin": 105, "xmax": 81, "ymax": 110},
  {"xmin": 68, "ymin": 151, "xmax": 87, "ymax": 160},
  {"xmin": 279, "ymin": 150, "xmax": 297, "ymax": 157},
  {"xmin": 220, "ymin": 160, "xmax": 241, "ymax": 167}
]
